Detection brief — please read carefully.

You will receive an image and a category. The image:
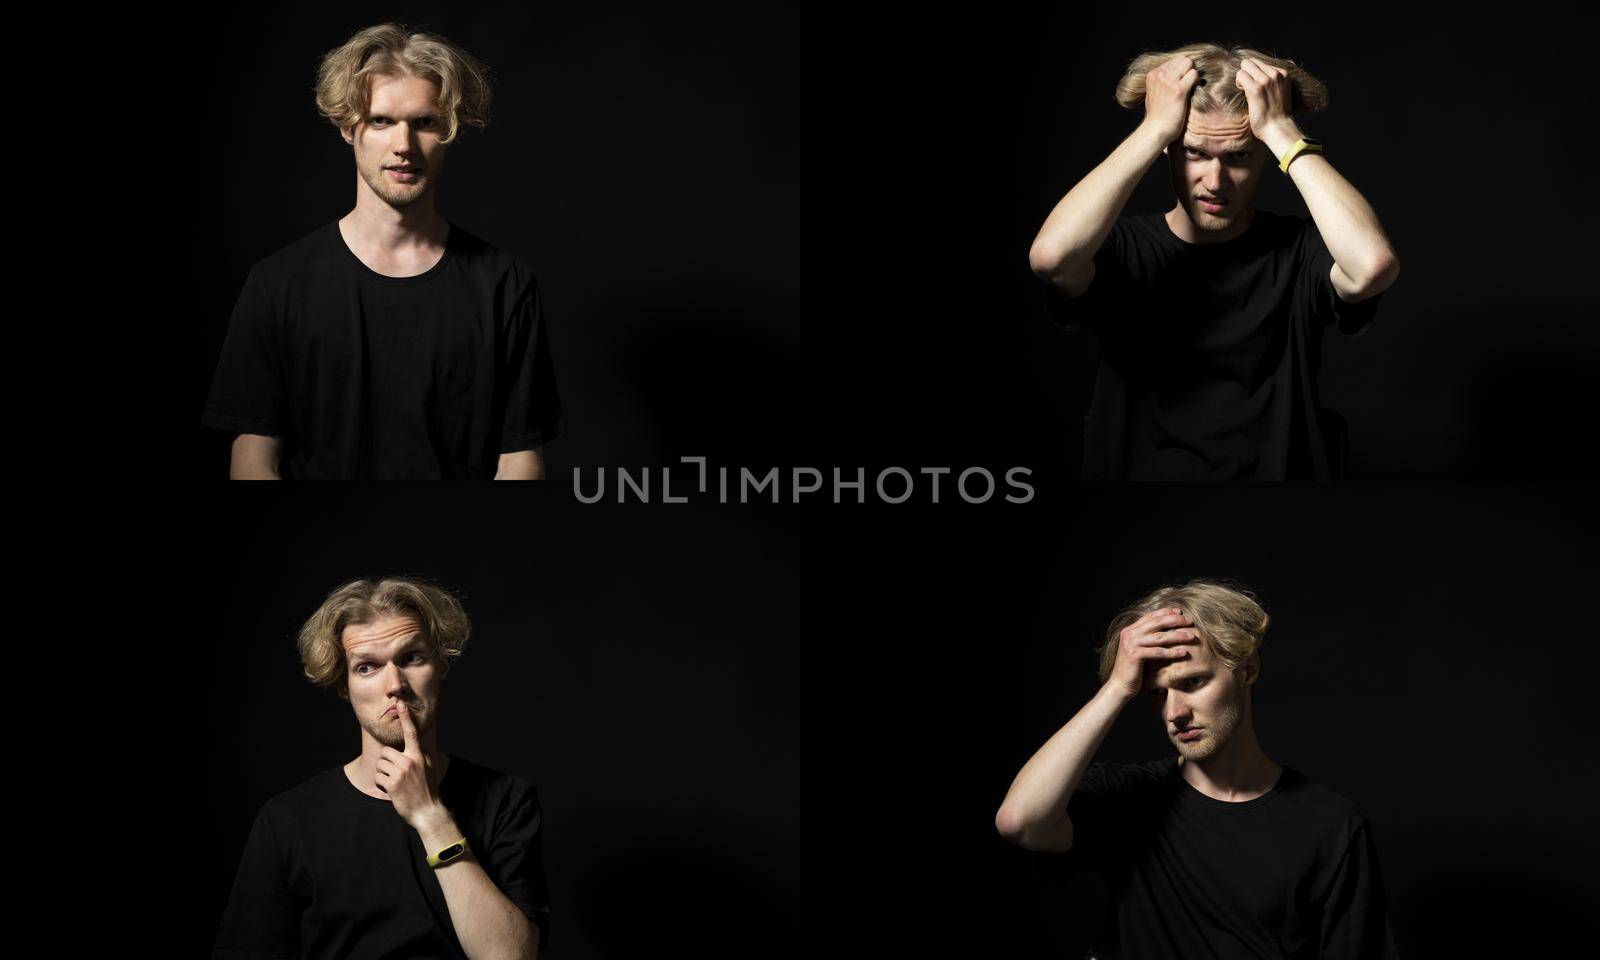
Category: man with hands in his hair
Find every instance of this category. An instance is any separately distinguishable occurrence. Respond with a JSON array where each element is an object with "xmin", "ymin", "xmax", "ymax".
[
  {"xmin": 1031, "ymin": 46, "xmax": 1400, "ymax": 479},
  {"xmin": 995, "ymin": 581, "xmax": 1400, "ymax": 958}
]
